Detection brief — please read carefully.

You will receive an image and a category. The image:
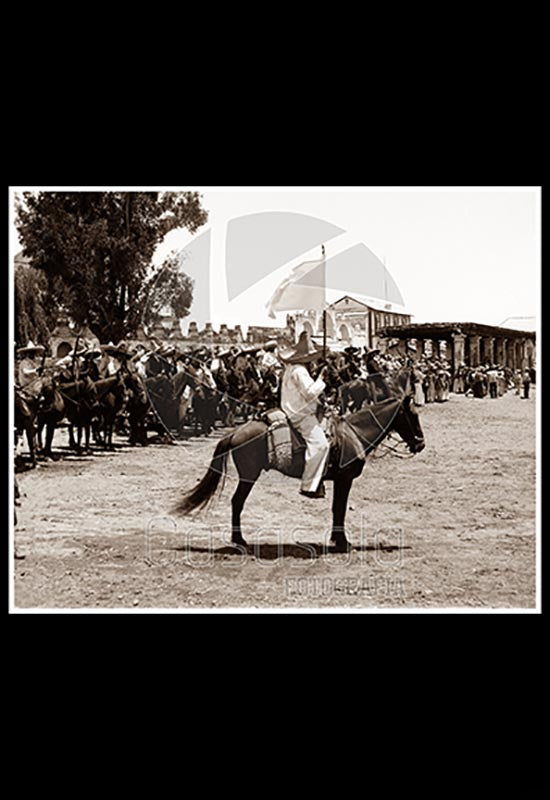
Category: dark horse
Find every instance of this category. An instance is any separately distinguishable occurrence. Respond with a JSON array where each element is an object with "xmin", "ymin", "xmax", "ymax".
[
  {"xmin": 15, "ymin": 390, "xmax": 39, "ymax": 468},
  {"xmin": 175, "ymin": 374, "xmax": 425, "ymax": 552}
]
